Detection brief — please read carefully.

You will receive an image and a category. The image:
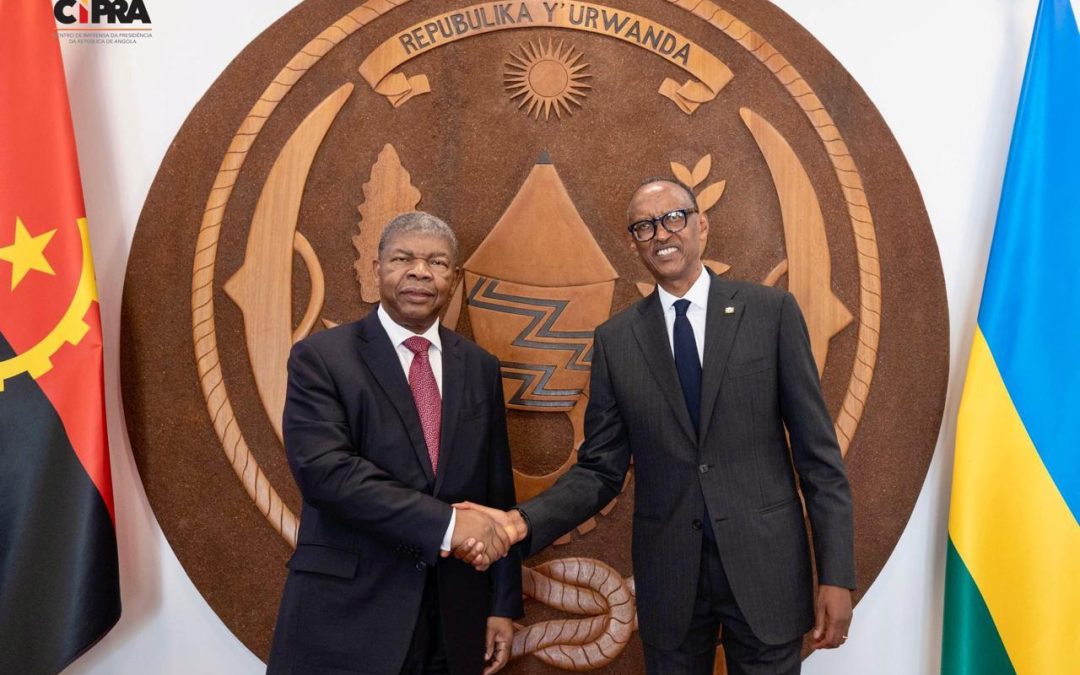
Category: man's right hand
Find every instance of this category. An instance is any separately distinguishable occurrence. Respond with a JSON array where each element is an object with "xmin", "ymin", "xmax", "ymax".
[
  {"xmin": 448, "ymin": 507, "xmax": 512, "ymax": 571},
  {"xmin": 450, "ymin": 503, "xmax": 528, "ymax": 571}
]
